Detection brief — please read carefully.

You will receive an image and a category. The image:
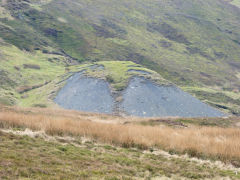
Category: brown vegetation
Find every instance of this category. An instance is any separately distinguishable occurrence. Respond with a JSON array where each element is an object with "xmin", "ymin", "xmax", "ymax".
[
  {"xmin": 16, "ymin": 81, "xmax": 51, "ymax": 94},
  {"xmin": 23, "ymin": 64, "xmax": 40, "ymax": 70},
  {"xmin": 0, "ymin": 106, "xmax": 240, "ymax": 166}
]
